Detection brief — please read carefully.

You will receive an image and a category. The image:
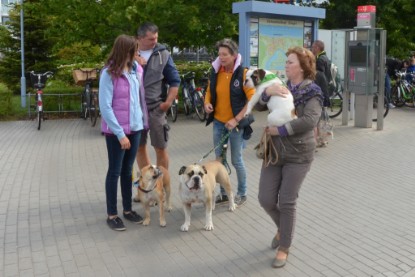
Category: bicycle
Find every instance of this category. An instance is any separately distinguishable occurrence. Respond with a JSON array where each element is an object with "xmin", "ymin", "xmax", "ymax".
[
  {"xmin": 391, "ymin": 71, "xmax": 415, "ymax": 107},
  {"xmin": 327, "ymin": 82, "xmax": 343, "ymax": 119},
  {"xmin": 164, "ymin": 82, "xmax": 178, "ymax": 122},
  {"xmin": 180, "ymin": 72, "xmax": 206, "ymax": 121},
  {"xmin": 73, "ymin": 68, "xmax": 100, "ymax": 126},
  {"xmin": 327, "ymin": 80, "xmax": 390, "ymax": 121},
  {"xmin": 29, "ymin": 71, "xmax": 53, "ymax": 130}
]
